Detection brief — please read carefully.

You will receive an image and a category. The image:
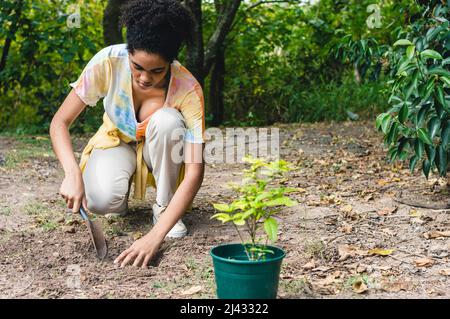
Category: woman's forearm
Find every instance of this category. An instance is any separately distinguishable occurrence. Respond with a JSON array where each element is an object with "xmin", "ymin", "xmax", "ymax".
[
  {"xmin": 49, "ymin": 90, "xmax": 87, "ymax": 176},
  {"xmin": 49, "ymin": 118, "xmax": 81, "ymax": 176}
]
